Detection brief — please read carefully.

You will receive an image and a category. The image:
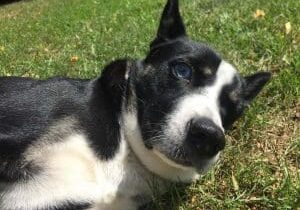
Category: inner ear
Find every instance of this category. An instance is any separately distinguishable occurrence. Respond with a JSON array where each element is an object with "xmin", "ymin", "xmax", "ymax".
[
  {"xmin": 243, "ymin": 72, "xmax": 271, "ymax": 104},
  {"xmin": 150, "ymin": 0, "xmax": 186, "ymax": 49}
]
